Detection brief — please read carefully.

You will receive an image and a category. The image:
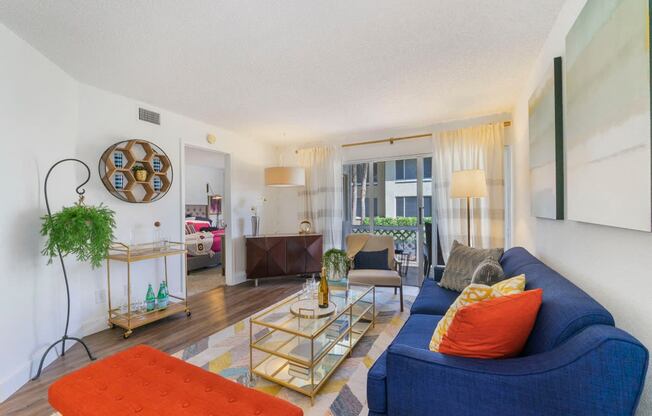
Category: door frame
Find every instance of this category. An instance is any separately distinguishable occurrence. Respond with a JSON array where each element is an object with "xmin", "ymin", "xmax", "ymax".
[
  {"xmin": 343, "ymin": 154, "xmax": 432, "ymax": 286},
  {"xmin": 178, "ymin": 140, "xmax": 234, "ymax": 292}
]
